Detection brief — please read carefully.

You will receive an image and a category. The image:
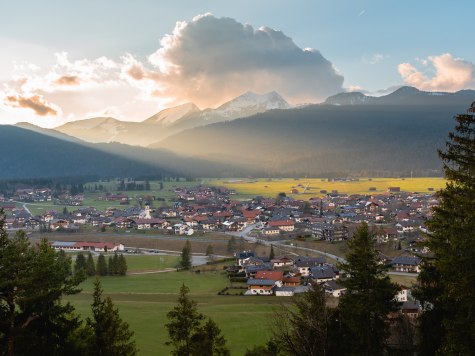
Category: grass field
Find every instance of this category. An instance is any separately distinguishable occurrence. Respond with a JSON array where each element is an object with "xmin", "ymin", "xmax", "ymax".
[
  {"xmin": 69, "ymin": 271, "xmax": 280, "ymax": 355},
  {"xmin": 207, "ymin": 177, "xmax": 446, "ymax": 200}
]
